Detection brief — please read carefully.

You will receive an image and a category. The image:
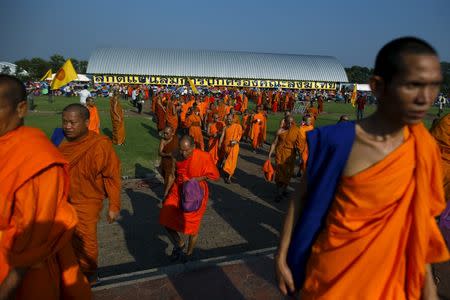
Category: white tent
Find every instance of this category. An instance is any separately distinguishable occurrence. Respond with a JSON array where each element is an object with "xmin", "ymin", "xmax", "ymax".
[
  {"xmin": 357, "ymin": 84, "xmax": 371, "ymax": 91},
  {"xmin": 46, "ymin": 74, "xmax": 90, "ymax": 82}
]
